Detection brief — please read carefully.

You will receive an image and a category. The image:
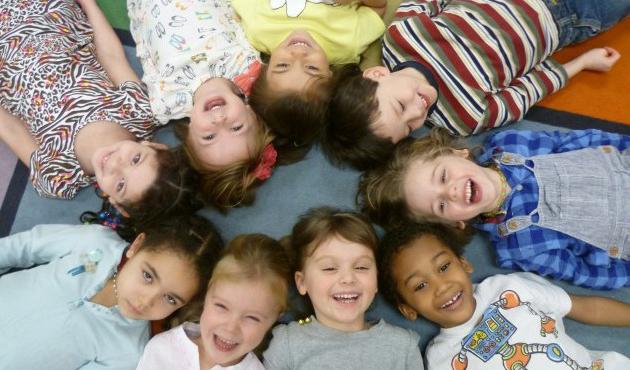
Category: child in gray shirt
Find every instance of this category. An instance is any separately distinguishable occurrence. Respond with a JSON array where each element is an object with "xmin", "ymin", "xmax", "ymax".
[{"xmin": 263, "ymin": 208, "xmax": 424, "ymax": 370}]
